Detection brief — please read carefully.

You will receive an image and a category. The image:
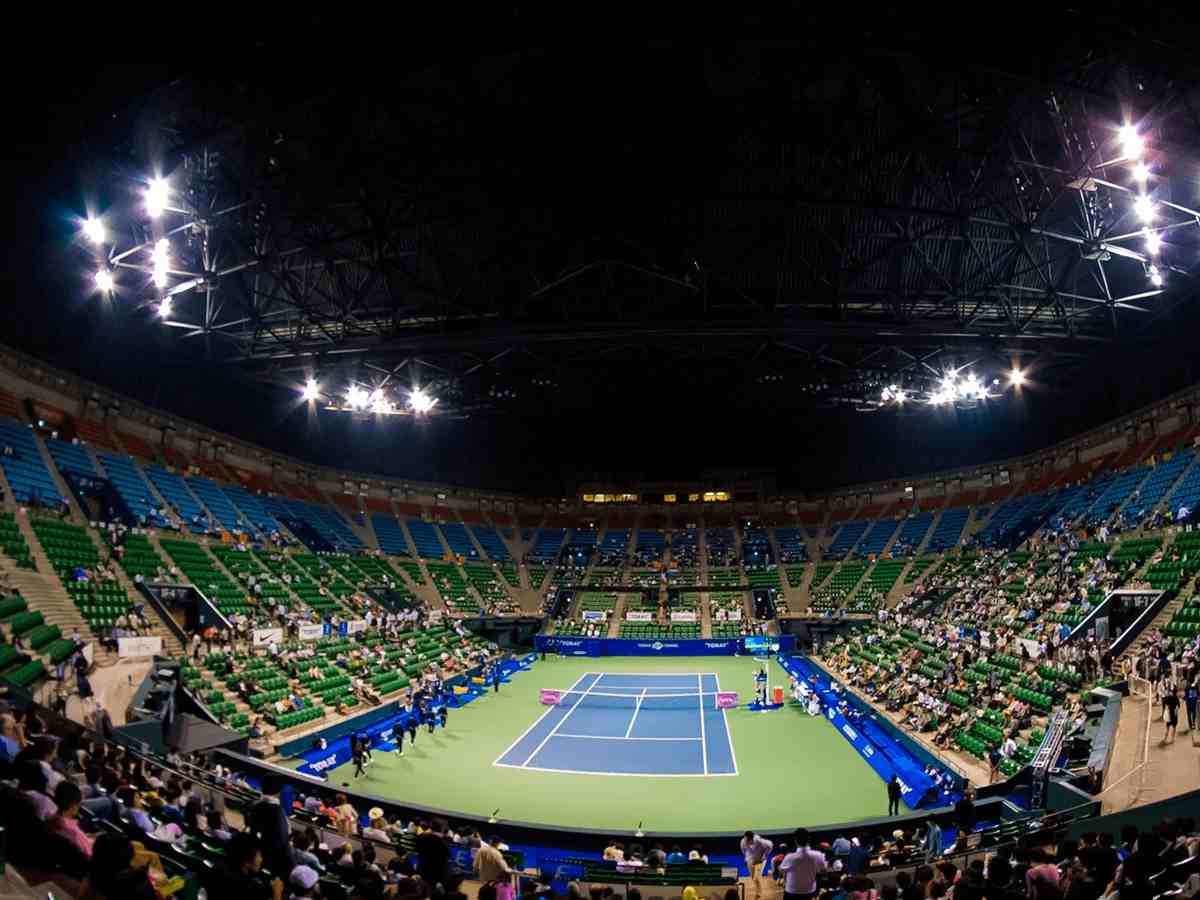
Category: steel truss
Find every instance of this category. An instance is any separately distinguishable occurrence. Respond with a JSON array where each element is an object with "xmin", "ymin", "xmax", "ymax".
[{"xmin": 85, "ymin": 48, "xmax": 1200, "ymax": 412}]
